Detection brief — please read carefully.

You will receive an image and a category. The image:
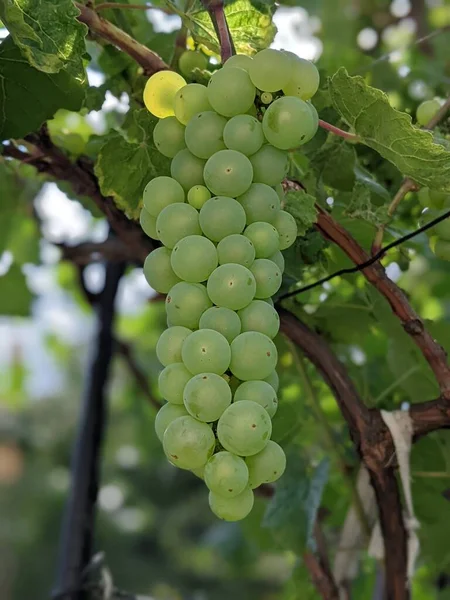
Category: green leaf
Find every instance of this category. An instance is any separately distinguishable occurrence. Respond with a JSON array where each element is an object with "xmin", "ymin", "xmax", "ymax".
[
  {"xmin": 94, "ymin": 109, "xmax": 170, "ymax": 218},
  {"xmin": 0, "ymin": 264, "xmax": 33, "ymax": 316},
  {"xmin": 0, "ymin": 36, "xmax": 86, "ymax": 139},
  {"xmin": 344, "ymin": 181, "xmax": 390, "ymax": 227},
  {"xmin": 329, "ymin": 69, "xmax": 450, "ymax": 192},
  {"xmin": 0, "ymin": 0, "xmax": 87, "ymax": 82},
  {"xmin": 310, "ymin": 135, "xmax": 356, "ymax": 191},
  {"xmin": 284, "ymin": 190, "xmax": 317, "ymax": 236}
]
